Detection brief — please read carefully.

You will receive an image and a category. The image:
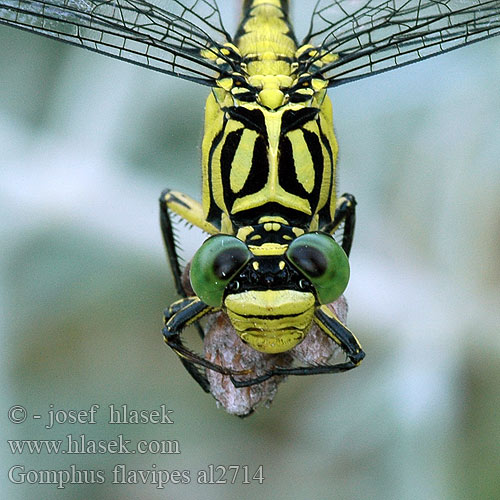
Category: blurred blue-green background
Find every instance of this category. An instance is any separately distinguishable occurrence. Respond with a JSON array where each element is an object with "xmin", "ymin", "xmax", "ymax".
[{"xmin": 1, "ymin": 2, "xmax": 499, "ymax": 499}]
